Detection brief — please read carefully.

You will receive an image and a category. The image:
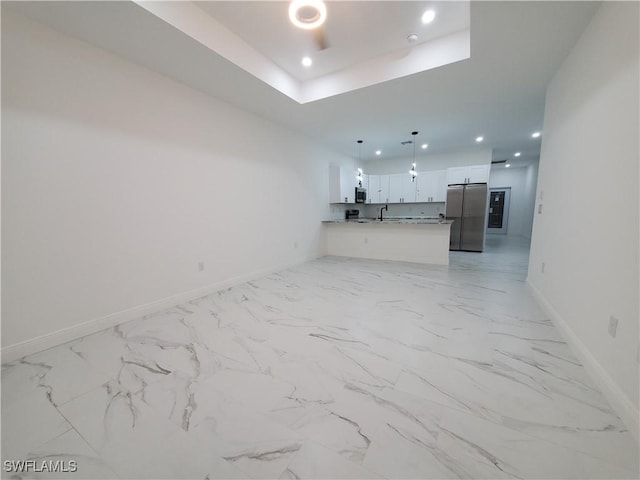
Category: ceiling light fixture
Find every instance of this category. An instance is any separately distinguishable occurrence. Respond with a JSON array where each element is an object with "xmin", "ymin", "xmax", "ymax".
[
  {"xmin": 289, "ymin": 0, "xmax": 327, "ymax": 30},
  {"xmin": 421, "ymin": 9, "xmax": 436, "ymax": 24},
  {"xmin": 407, "ymin": 33, "xmax": 419, "ymax": 43},
  {"xmin": 514, "ymin": 152, "xmax": 521, "ymax": 157},
  {"xmin": 532, "ymin": 131, "xmax": 541, "ymax": 138},
  {"xmin": 422, "ymin": 143, "xmax": 428, "ymax": 149},
  {"xmin": 301, "ymin": 56, "xmax": 313, "ymax": 67},
  {"xmin": 476, "ymin": 136, "xmax": 484, "ymax": 142},
  {"xmin": 505, "ymin": 164, "xmax": 511, "ymax": 168},
  {"xmin": 409, "ymin": 131, "xmax": 418, "ymax": 182},
  {"xmin": 375, "ymin": 150, "xmax": 382, "ymax": 156}
]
